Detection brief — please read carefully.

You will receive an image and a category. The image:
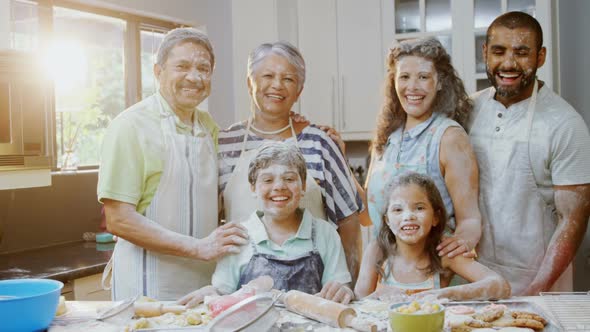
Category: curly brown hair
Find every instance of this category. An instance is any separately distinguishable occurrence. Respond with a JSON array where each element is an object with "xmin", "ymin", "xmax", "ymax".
[
  {"xmin": 377, "ymin": 172, "xmax": 447, "ymax": 279},
  {"xmin": 372, "ymin": 38, "xmax": 473, "ymax": 155}
]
